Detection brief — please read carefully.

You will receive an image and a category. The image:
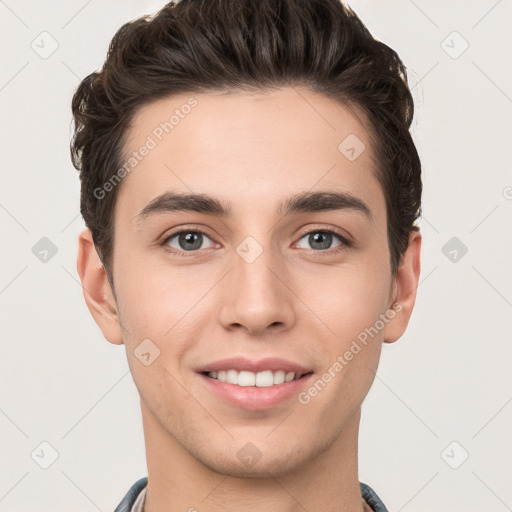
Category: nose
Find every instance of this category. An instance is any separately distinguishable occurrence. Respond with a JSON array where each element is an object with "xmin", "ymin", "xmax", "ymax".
[{"xmin": 218, "ymin": 239, "xmax": 296, "ymax": 337}]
